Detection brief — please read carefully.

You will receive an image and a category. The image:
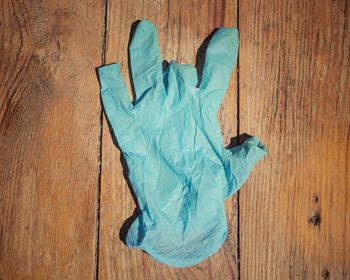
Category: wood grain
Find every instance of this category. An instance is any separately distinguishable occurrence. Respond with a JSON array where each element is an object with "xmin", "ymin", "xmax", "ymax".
[
  {"xmin": 0, "ymin": 1, "xmax": 102, "ymax": 278},
  {"xmin": 2, "ymin": 0, "xmax": 348, "ymax": 279},
  {"xmin": 99, "ymin": 0, "xmax": 239, "ymax": 279},
  {"xmin": 239, "ymin": 0, "xmax": 350, "ymax": 279}
]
